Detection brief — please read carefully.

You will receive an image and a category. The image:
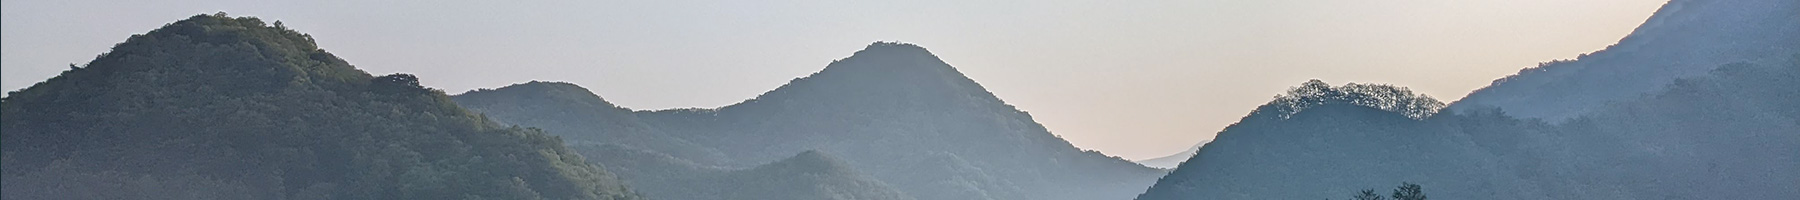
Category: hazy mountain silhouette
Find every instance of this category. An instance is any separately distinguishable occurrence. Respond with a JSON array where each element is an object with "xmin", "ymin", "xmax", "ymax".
[
  {"xmin": 571, "ymin": 145, "xmax": 916, "ymax": 200},
  {"xmin": 0, "ymin": 14, "xmax": 641, "ymax": 200},
  {"xmin": 453, "ymin": 81, "xmax": 731, "ymax": 164},
  {"xmin": 1451, "ymin": 0, "xmax": 1799, "ymax": 120},
  {"xmin": 1136, "ymin": 140, "xmax": 1207, "ymax": 169},
  {"xmin": 1133, "ymin": 81, "xmax": 1531, "ymax": 200},
  {"xmin": 1139, "ymin": 1, "xmax": 1798, "ymax": 198},
  {"xmin": 457, "ymin": 42, "xmax": 1164, "ymax": 200}
]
